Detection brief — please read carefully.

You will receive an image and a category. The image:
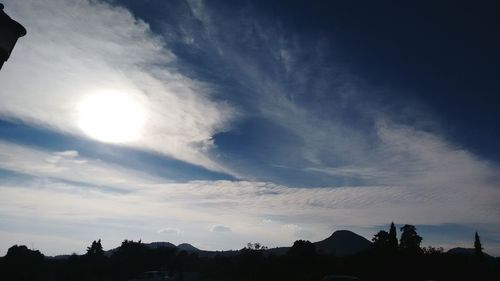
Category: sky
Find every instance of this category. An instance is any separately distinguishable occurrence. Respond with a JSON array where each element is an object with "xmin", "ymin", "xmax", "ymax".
[{"xmin": 0, "ymin": 0, "xmax": 499, "ymax": 256}]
